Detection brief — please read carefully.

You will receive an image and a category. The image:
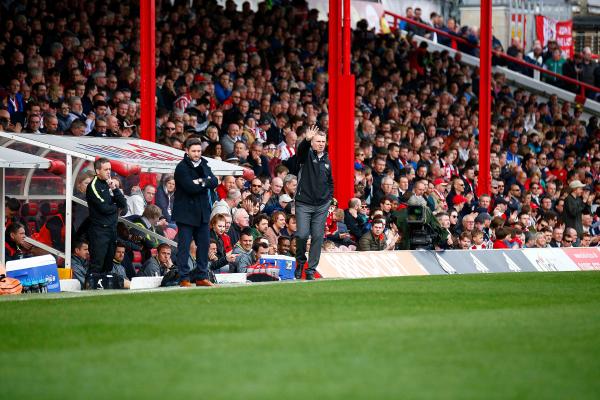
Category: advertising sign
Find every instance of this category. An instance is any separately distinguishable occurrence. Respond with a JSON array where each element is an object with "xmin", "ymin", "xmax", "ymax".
[{"xmin": 562, "ymin": 247, "xmax": 600, "ymax": 271}]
